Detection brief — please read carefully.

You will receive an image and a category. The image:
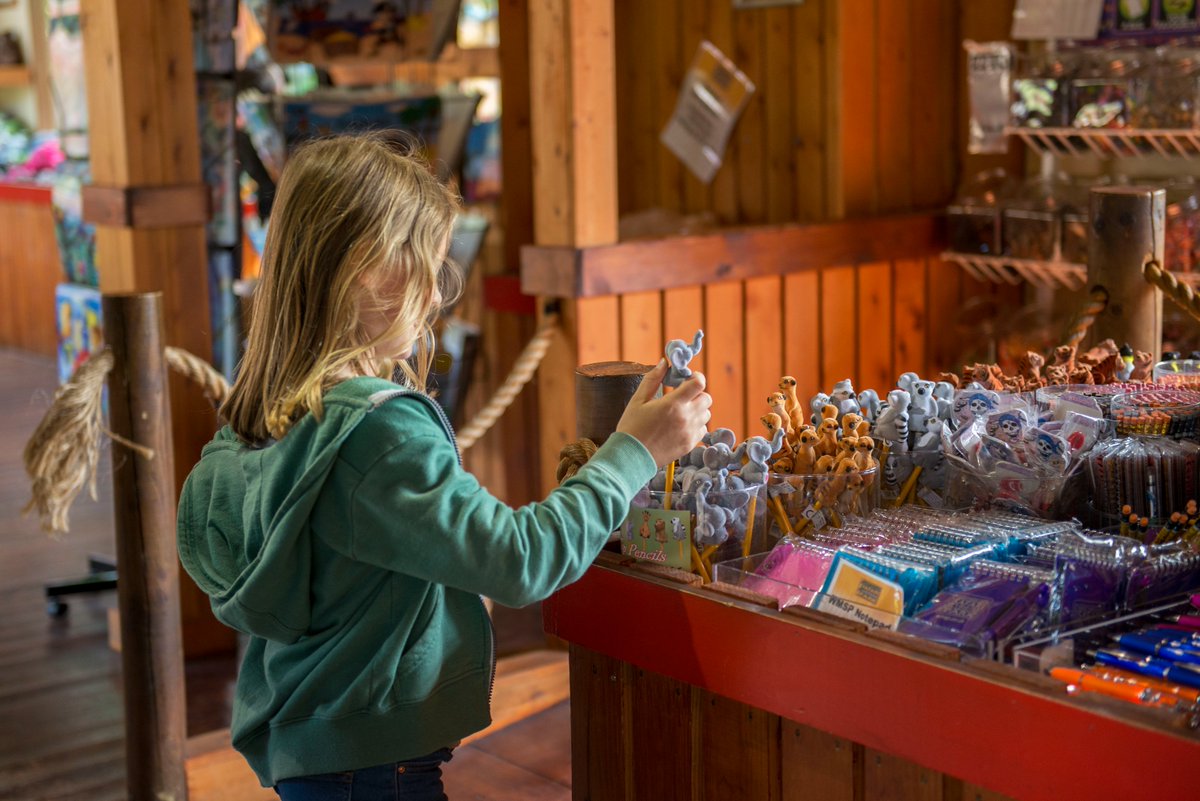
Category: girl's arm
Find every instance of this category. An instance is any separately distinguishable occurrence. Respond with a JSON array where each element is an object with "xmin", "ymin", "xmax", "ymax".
[{"xmin": 315, "ymin": 408, "xmax": 656, "ymax": 607}]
